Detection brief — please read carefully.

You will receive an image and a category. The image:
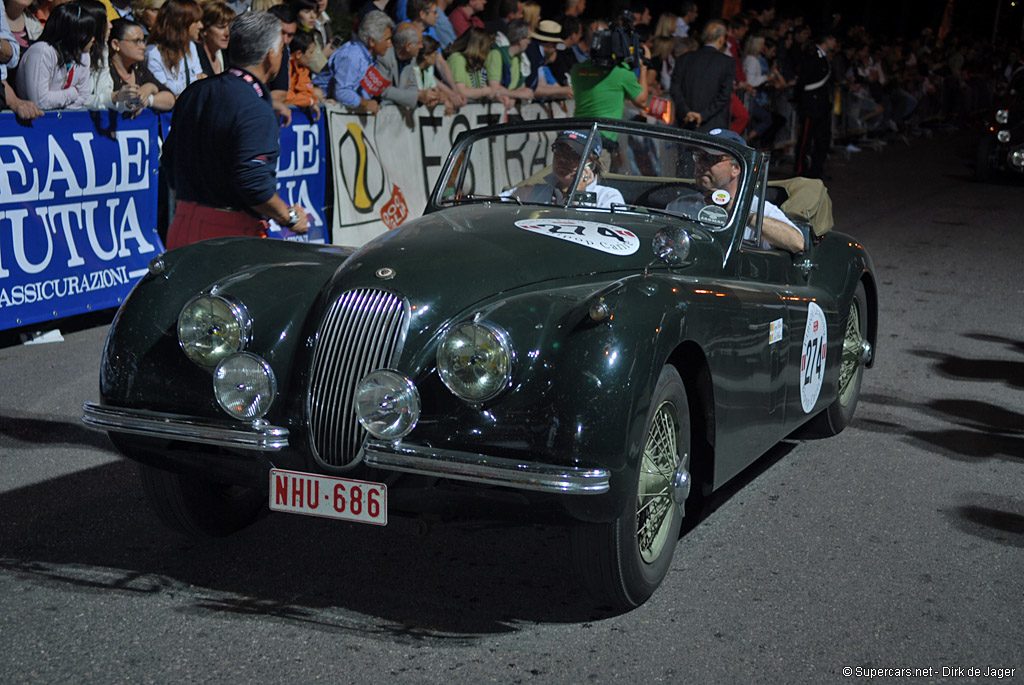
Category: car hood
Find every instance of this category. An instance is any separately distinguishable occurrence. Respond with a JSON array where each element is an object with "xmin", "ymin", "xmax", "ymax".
[{"xmin": 333, "ymin": 204, "xmax": 685, "ymax": 295}]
